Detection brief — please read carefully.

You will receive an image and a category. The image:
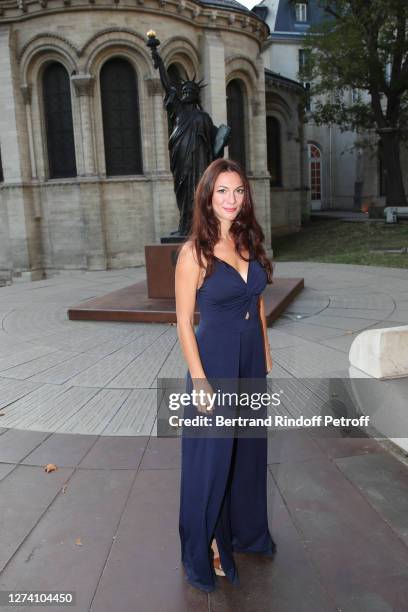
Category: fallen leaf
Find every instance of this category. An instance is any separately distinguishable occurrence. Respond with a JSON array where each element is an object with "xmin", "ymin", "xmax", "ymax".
[
  {"xmin": 44, "ymin": 463, "xmax": 57, "ymax": 473},
  {"xmin": 345, "ymin": 330, "xmax": 354, "ymax": 335},
  {"xmin": 0, "ymin": 412, "xmax": 5, "ymax": 416},
  {"xmin": 75, "ymin": 537, "xmax": 83, "ymax": 546}
]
